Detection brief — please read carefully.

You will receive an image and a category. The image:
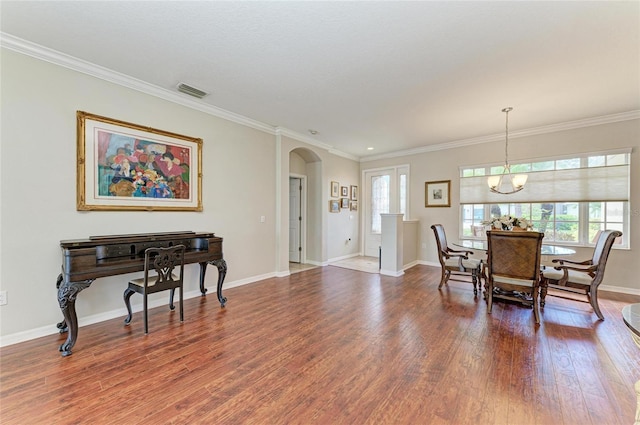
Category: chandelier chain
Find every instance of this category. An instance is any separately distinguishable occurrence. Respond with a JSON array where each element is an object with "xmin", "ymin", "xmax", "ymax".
[
  {"xmin": 487, "ymin": 106, "xmax": 526, "ymax": 195},
  {"xmin": 502, "ymin": 106, "xmax": 512, "ymax": 167}
]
